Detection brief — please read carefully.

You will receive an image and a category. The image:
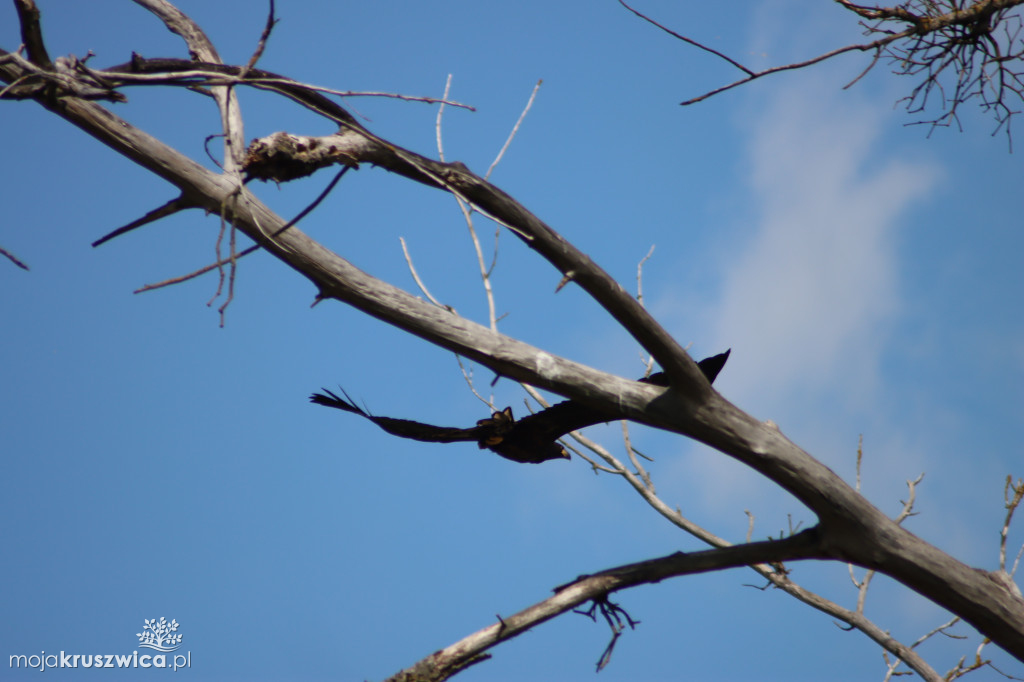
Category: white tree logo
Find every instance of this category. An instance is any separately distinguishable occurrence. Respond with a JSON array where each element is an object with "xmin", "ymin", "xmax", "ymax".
[{"xmin": 136, "ymin": 617, "xmax": 183, "ymax": 652}]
